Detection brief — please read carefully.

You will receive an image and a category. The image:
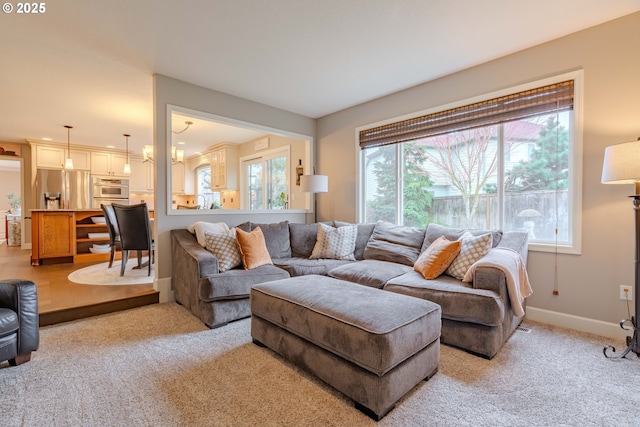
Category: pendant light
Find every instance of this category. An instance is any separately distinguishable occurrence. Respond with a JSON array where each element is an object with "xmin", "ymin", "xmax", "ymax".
[
  {"xmin": 64, "ymin": 125, "xmax": 74, "ymax": 170},
  {"xmin": 123, "ymin": 134, "xmax": 131, "ymax": 174}
]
